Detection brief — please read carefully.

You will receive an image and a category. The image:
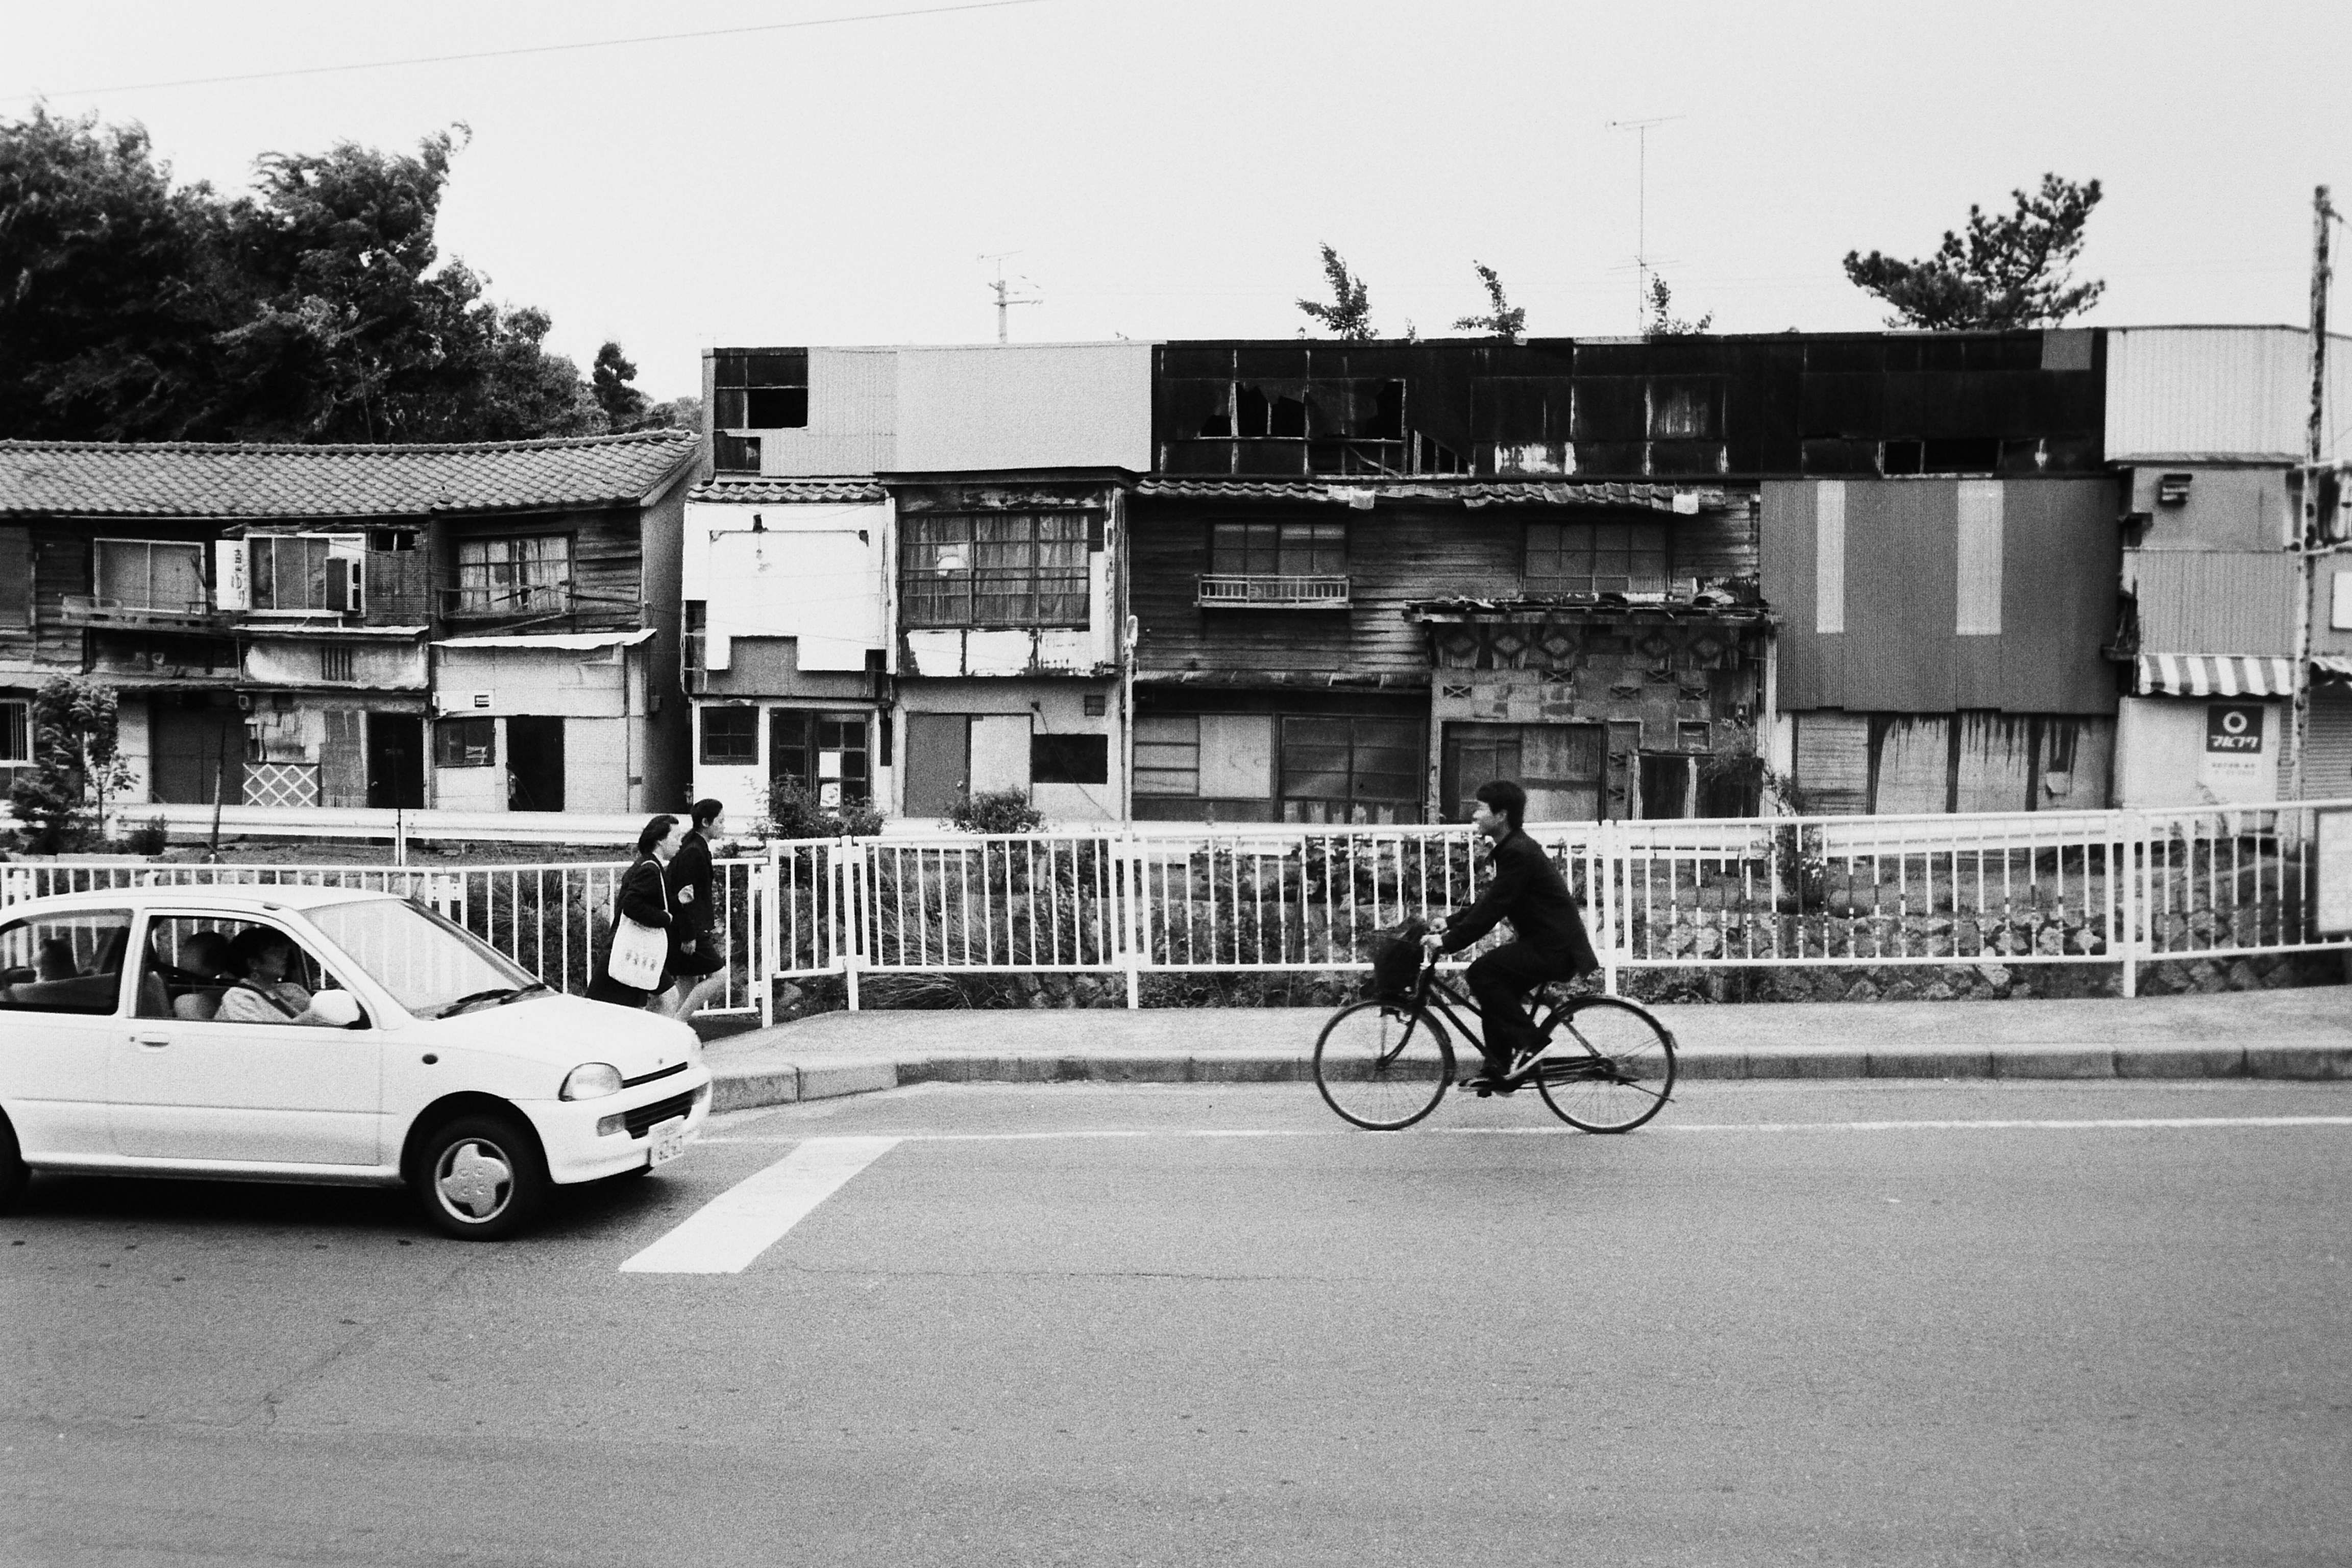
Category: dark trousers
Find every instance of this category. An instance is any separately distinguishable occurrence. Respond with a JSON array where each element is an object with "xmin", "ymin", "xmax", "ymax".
[{"xmin": 1465, "ymin": 942, "xmax": 1576, "ymax": 1070}]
